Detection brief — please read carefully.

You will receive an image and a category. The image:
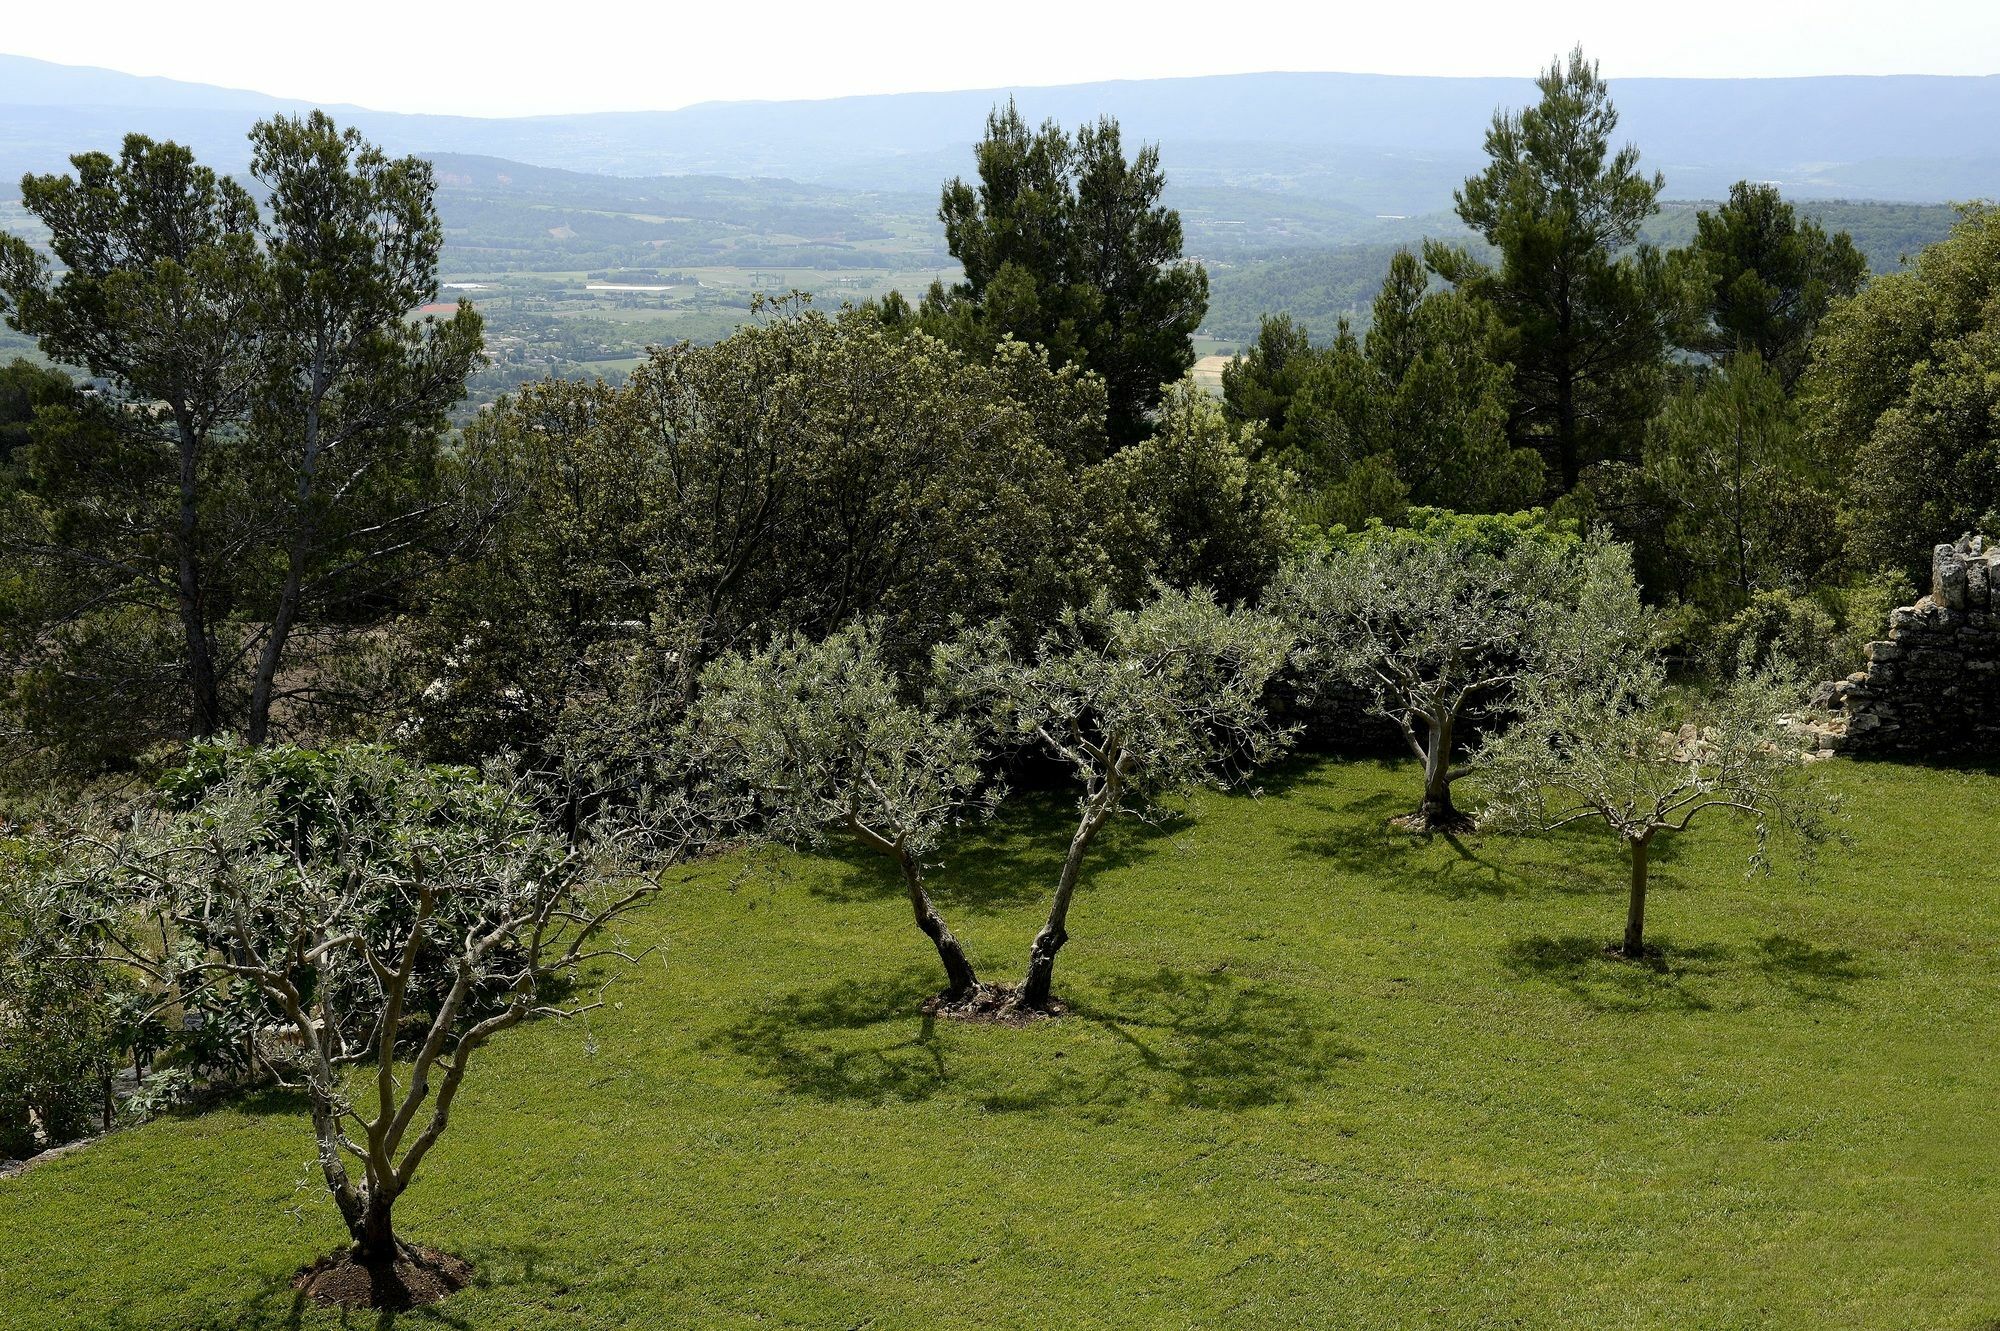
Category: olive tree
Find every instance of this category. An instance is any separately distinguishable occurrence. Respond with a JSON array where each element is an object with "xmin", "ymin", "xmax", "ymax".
[
  {"xmin": 65, "ymin": 743, "xmax": 698, "ymax": 1293},
  {"xmin": 1477, "ymin": 579, "xmax": 1835, "ymax": 957},
  {"xmin": 1269, "ymin": 512, "xmax": 1596, "ymax": 832},
  {"xmin": 940, "ymin": 585, "xmax": 1293, "ymax": 1013},
  {"xmin": 688, "ymin": 622, "xmax": 997, "ymax": 1003},
  {"xmin": 0, "ymin": 862, "xmax": 130, "ymax": 1155}
]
